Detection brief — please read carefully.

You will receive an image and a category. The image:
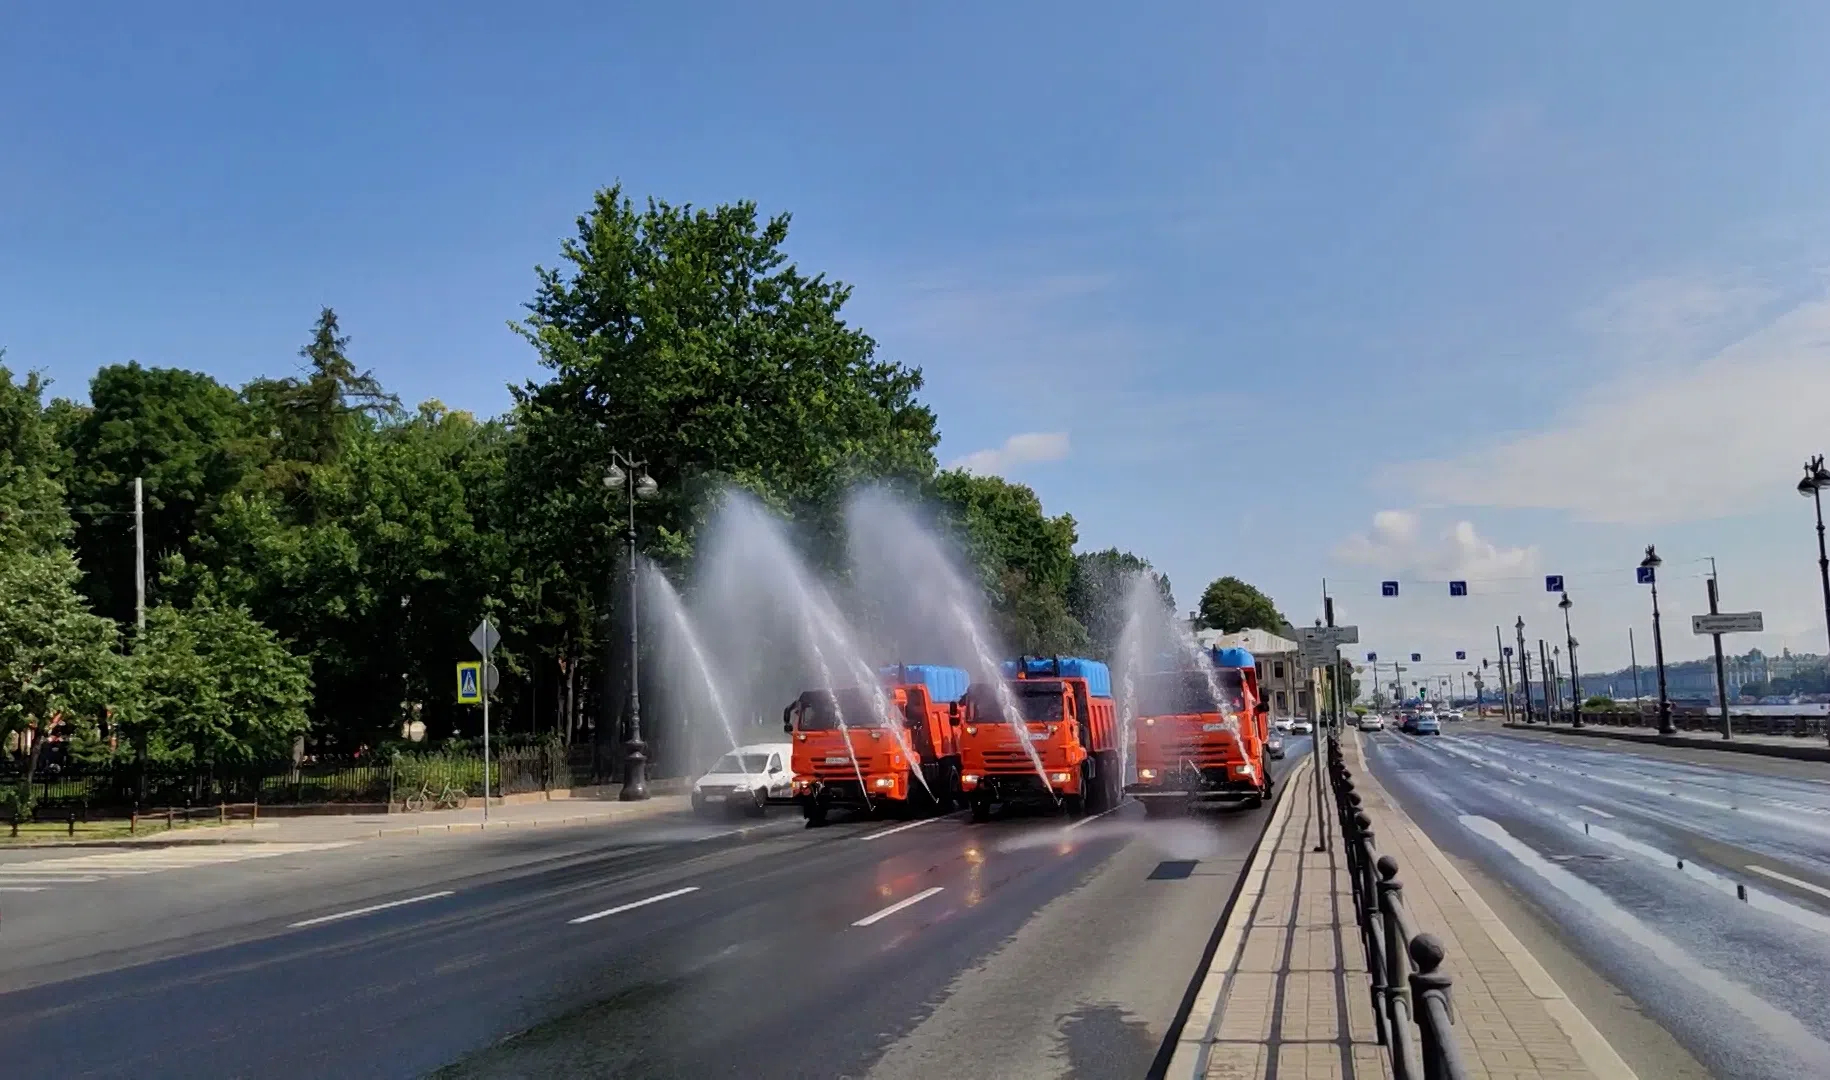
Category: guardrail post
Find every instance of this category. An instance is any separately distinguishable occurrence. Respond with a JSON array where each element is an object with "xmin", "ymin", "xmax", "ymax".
[
  {"xmin": 1377, "ymin": 857, "xmax": 1410, "ymax": 1039},
  {"xmin": 1410, "ymin": 933, "xmax": 1469, "ymax": 1080}
]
